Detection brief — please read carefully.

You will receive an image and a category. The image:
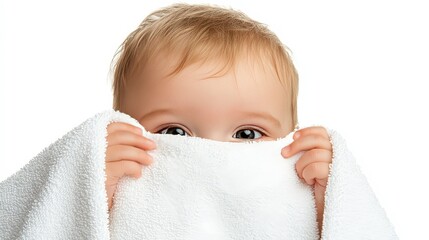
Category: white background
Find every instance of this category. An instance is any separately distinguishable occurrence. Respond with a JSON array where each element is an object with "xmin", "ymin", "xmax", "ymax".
[{"xmin": 1, "ymin": 0, "xmax": 428, "ymax": 238}]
